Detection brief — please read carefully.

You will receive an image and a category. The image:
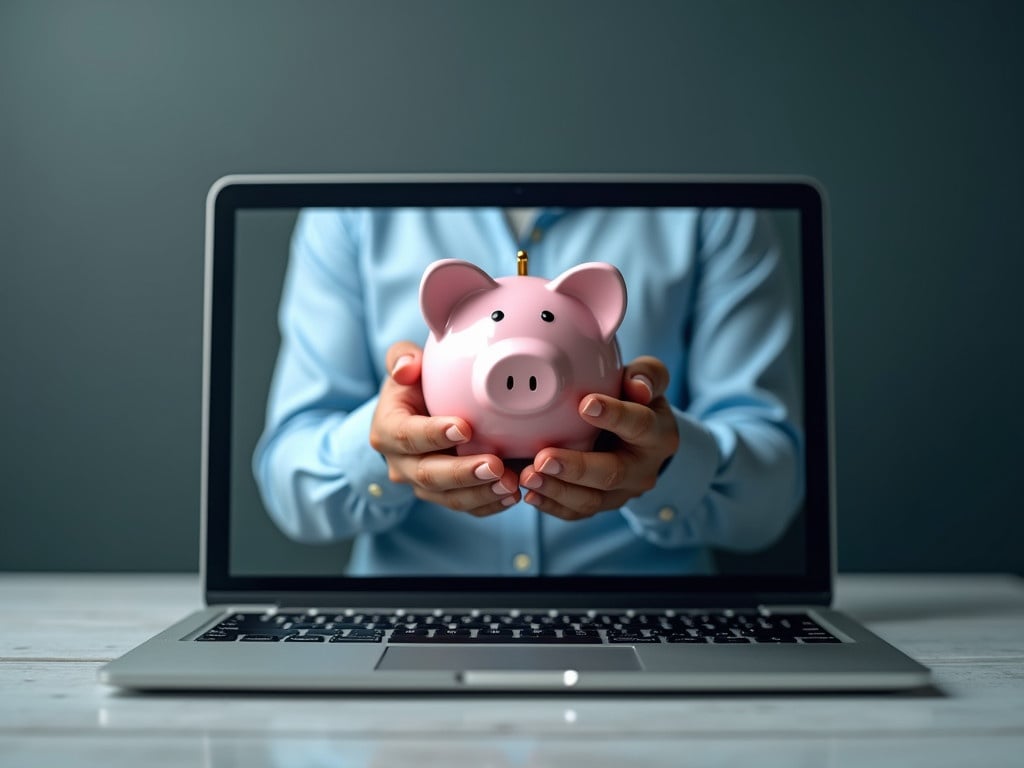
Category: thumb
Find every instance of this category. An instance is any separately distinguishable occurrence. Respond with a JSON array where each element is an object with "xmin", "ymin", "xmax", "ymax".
[
  {"xmin": 385, "ymin": 340, "xmax": 424, "ymax": 386},
  {"xmin": 621, "ymin": 356, "xmax": 670, "ymax": 405}
]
